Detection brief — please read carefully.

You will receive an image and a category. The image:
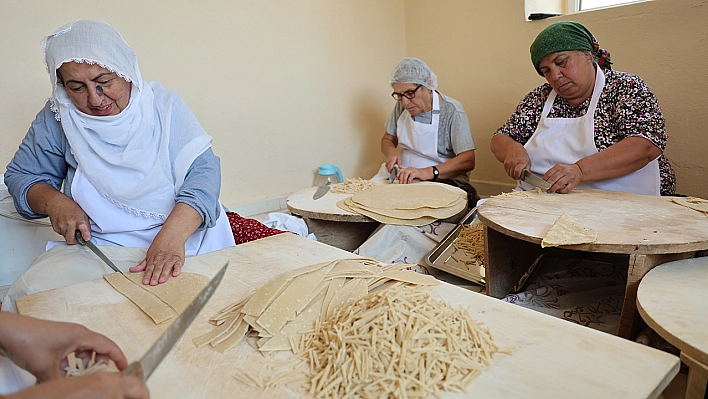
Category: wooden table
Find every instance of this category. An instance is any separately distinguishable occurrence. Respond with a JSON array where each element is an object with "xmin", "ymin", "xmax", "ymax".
[
  {"xmin": 477, "ymin": 189, "xmax": 708, "ymax": 339},
  {"xmin": 637, "ymin": 257, "xmax": 708, "ymax": 399},
  {"xmin": 286, "ymin": 186, "xmax": 380, "ymax": 250},
  {"xmin": 17, "ymin": 233, "xmax": 679, "ymax": 398}
]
